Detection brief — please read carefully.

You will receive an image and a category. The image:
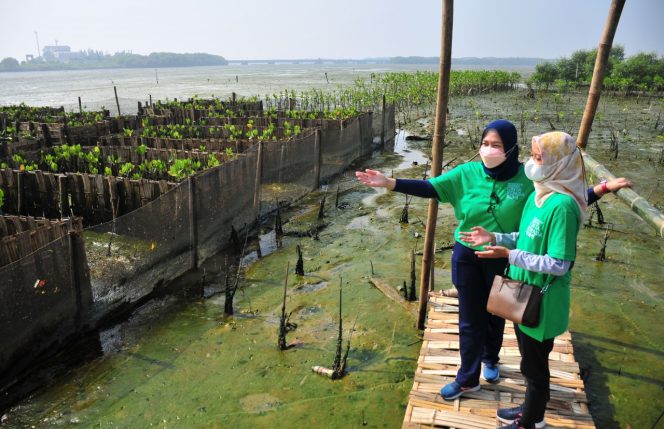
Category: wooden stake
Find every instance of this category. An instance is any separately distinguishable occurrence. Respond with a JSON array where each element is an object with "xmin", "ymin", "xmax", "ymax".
[
  {"xmin": 332, "ymin": 277, "xmax": 343, "ymax": 376},
  {"xmin": 418, "ymin": 0, "xmax": 454, "ymax": 330},
  {"xmin": 295, "ymin": 245, "xmax": 304, "ymax": 276},
  {"xmin": 577, "ymin": 0, "xmax": 626, "ymax": 149},
  {"xmin": 114, "ymin": 86, "xmax": 121, "ymax": 117},
  {"xmin": 278, "ymin": 262, "xmax": 290, "ymax": 350},
  {"xmin": 78, "ymin": 96, "xmax": 82, "ymax": 114}
]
